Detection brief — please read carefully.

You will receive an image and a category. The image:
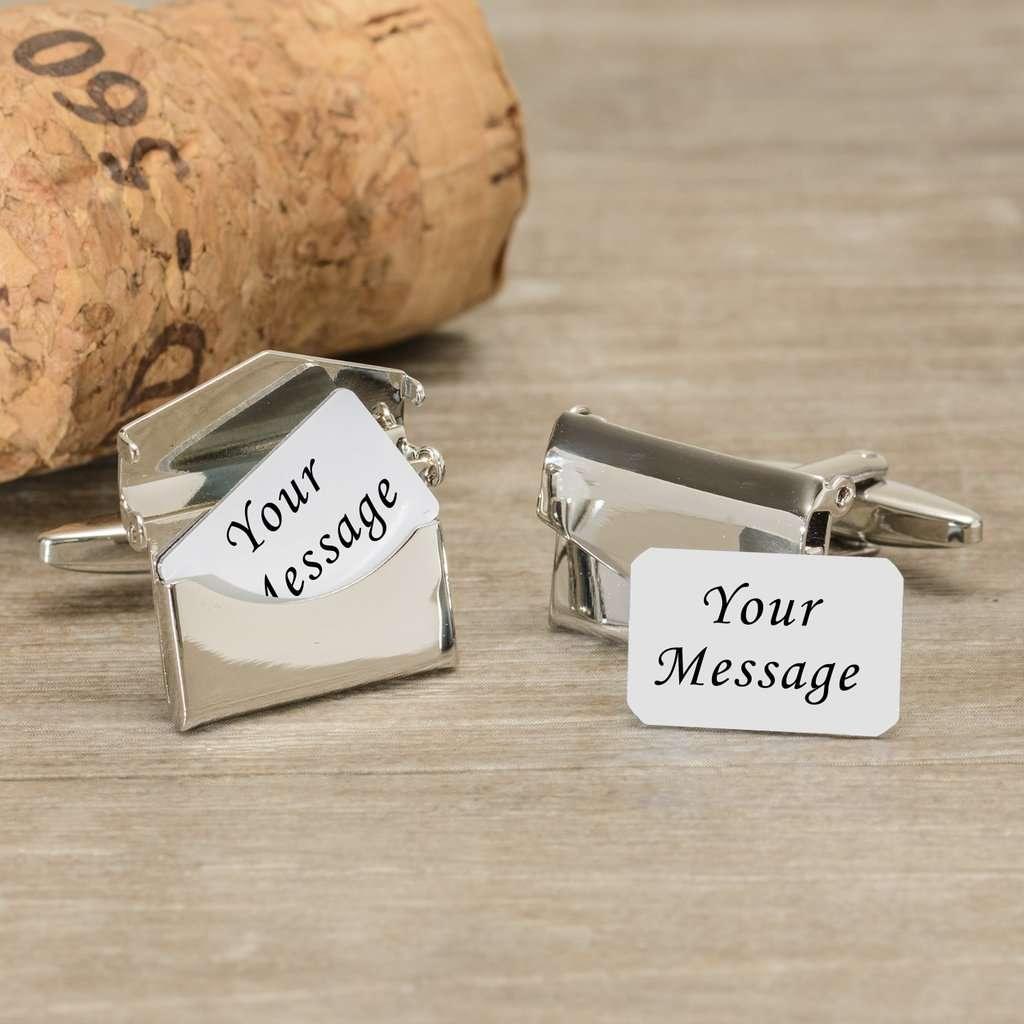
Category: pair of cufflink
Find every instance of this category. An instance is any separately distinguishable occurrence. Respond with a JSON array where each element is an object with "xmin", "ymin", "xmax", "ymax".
[{"xmin": 40, "ymin": 352, "xmax": 983, "ymax": 730}]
